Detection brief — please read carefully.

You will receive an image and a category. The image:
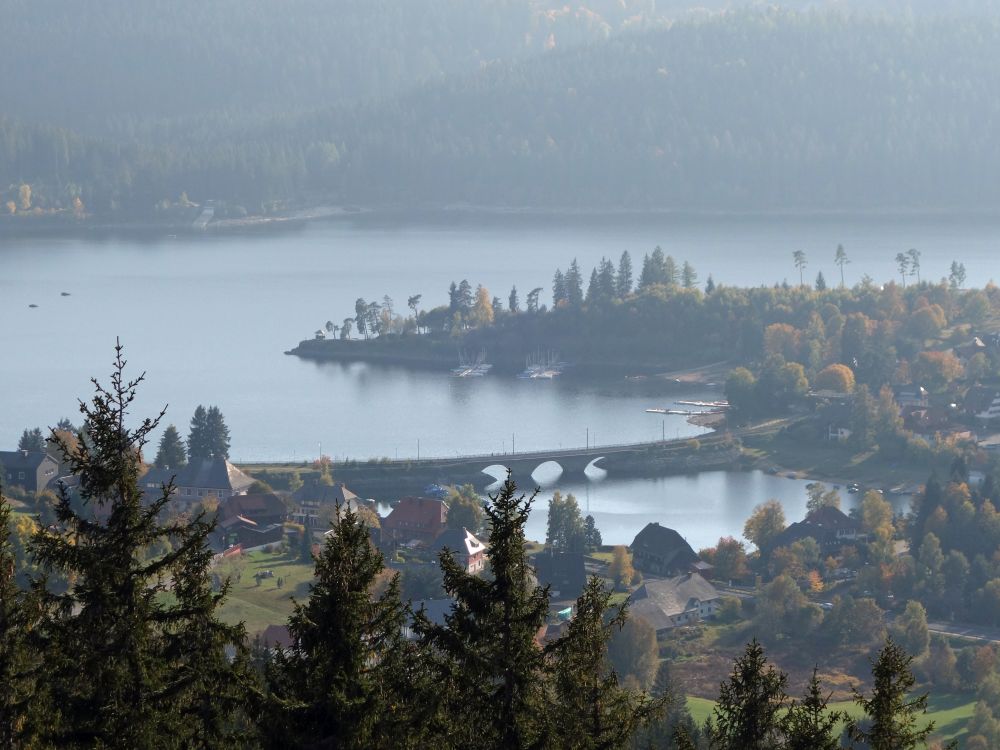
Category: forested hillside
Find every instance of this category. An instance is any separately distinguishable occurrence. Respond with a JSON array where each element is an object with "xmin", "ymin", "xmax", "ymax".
[
  {"xmin": 4, "ymin": 5, "xmax": 1000, "ymax": 218},
  {"xmin": 0, "ymin": 0, "xmax": 670, "ymax": 128}
]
